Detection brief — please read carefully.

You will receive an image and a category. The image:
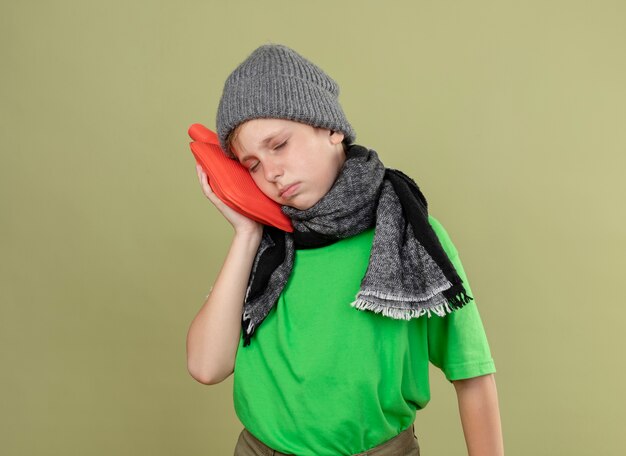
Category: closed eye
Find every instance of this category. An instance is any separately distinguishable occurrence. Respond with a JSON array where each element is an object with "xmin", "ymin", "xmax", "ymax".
[{"xmin": 249, "ymin": 141, "xmax": 287, "ymax": 173}]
